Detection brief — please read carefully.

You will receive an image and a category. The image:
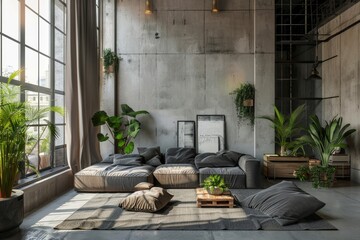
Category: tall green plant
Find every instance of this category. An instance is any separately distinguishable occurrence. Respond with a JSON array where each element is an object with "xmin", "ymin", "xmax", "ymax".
[
  {"xmin": 0, "ymin": 70, "xmax": 62, "ymax": 198},
  {"xmin": 92, "ymin": 104, "xmax": 149, "ymax": 154},
  {"xmin": 297, "ymin": 115, "xmax": 356, "ymax": 166},
  {"xmin": 230, "ymin": 83, "xmax": 255, "ymax": 124},
  {"xmin": 259, "ymin": 104, "xmax": 305, "ymax": 156}
]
